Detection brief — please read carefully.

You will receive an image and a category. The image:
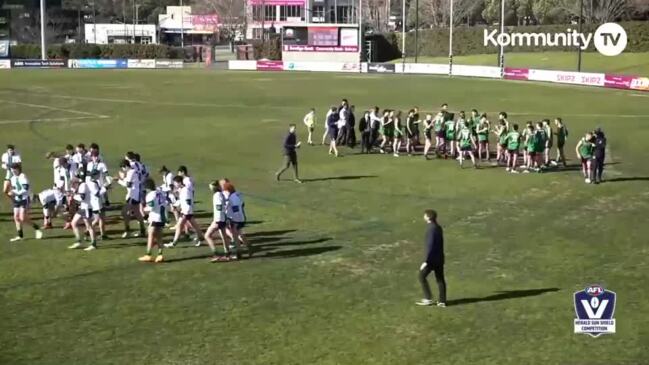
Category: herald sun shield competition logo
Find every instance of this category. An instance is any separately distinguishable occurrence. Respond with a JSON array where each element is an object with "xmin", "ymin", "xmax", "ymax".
[{"xmin": 574, "ymin": 285, "xmax": 616, "ymax": 337}]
